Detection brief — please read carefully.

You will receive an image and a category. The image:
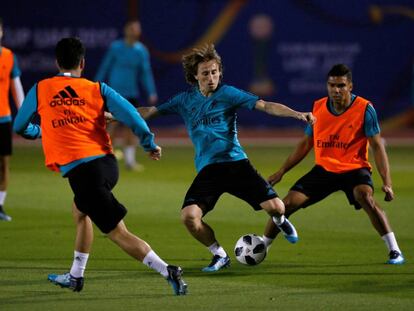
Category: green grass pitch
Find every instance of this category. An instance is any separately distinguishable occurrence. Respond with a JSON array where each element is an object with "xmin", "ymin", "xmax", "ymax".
[{"xmin": 0, "ymin": 144, "xmax": 413, "ymax": 310}]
